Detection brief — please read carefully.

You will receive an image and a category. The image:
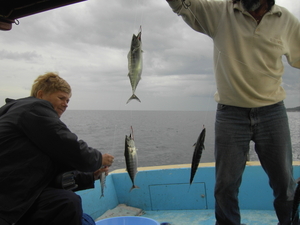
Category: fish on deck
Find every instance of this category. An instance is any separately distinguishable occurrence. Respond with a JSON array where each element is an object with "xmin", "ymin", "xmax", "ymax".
[
  {"xmin": 126, "ymin": 27, "xmax": 143, "ymax": 104},
  {"xmin": 190, "ymin": 126, "xmax": 206, "ymax": 185},
  {"xmin": 124, "ymin": 126, "xmax": 139, "ymax": 191}
]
